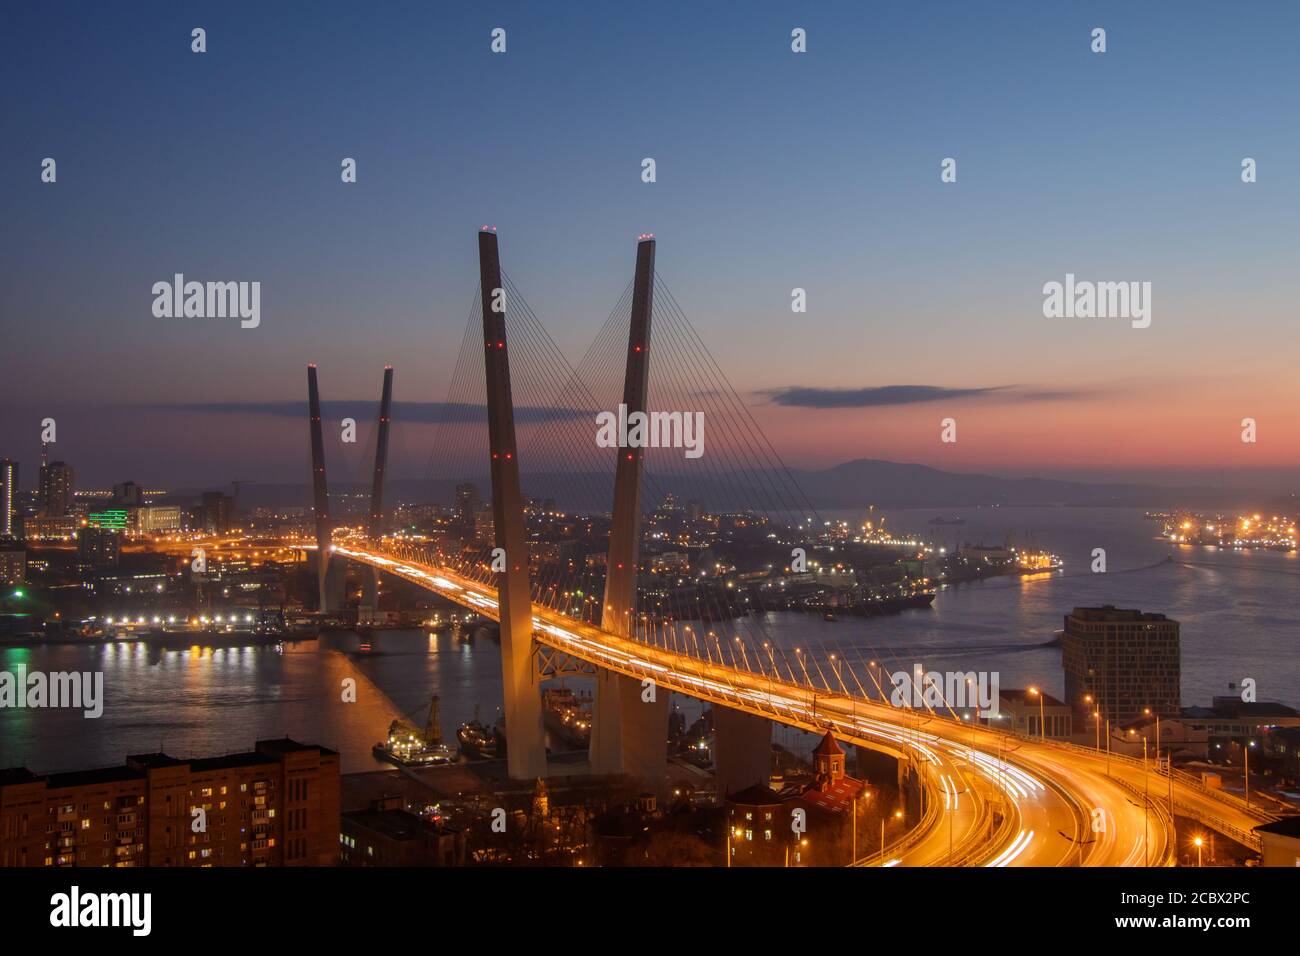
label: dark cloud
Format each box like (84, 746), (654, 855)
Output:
(759, 385), (1084, 409)
(155, 401), (589, 424)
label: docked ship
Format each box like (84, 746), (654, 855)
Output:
(457, 709), (506, 760)
(372, 695), (457, 768)
(543, 686), (592, 750)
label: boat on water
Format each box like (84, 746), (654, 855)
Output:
(138, 627), (285, 648)
(822, 610), (837, 622)
(372, 726), (456, 767)
(457, 711), (506, 760)
(543, 686), (592, 750)
(373, 695), (457, 768)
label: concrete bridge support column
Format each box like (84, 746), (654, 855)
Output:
(899, 763), (924, 819)
(358, 569), (379, 623)
(306, 364), (333, 613)
(326, 560), (347, 617)
(713, 706), (772, 799)
(359, 365), (394, 626)
(590, 670), (670, 792)
(590, 236), (663, 787)
(478, 229), (547, 781)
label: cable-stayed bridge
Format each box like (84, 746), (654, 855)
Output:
(298, 229), (1277, 866)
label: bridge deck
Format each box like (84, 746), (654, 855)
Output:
(331, 542), (1275, 866)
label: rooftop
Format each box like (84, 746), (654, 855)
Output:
(800, 776), (866, 815)
(1192, 699), (1300, 720)
(191, 752), (280, 773)
(0, 767), (42, 786)
(726, 783), (784, 807)
(1000, 688), (1067, 708)
(44, 765), (144, 789)
(813, 731), (844, 758)
(343, 807), (457, 842)
(1254, 816), (1300, 839)
(257, 737), (338, 757)
(1, 739), (333, 790)
(125, 753), (187, 770)
(1068, 605), (1172, 624)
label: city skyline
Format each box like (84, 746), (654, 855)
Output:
(3, 4), (1298, 913)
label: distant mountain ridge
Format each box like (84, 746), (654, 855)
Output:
(788, 459), (1205, 508)
(175, 458), (1260, 513)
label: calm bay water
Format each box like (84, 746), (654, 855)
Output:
(0, 631), (508, 774)
(792, 505), (1300, 709)
(2, 507), (1296, 774)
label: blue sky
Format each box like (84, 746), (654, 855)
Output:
(2, 1), (1297, 487)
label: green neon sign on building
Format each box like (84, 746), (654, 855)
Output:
(87, 509), (128, 530)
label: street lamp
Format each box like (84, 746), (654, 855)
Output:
(1137, 732), (1150, 867)
(829, 653), (845, 695)
(1144, 706), (1160, 774)
(1027, 686), (1045, 740)
(881, 809), (903, 864)
(1193, 835), (1203, 867)
(1083, 694), (1099, 750)
(1104, 716), (1112, 775)
(1244, 740), (1254, 808)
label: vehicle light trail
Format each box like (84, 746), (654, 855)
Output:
(317, 542), (1273, 867)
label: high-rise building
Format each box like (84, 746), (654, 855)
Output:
(0, 739), (339, 867)
(77, 527), (121, 569)
(38, 459), (74, 517)
(0, 459), (15, 539)
(137, 505), (183, 533)
(473, 504), (495, 546)
(1061, 605), (1181, 723)
(22, 515), (79, 541)
(199, 491), (235, 534)
(455, 482), (478, 538)
(112, 481), (143, 507)
(0, 549), (24, 585)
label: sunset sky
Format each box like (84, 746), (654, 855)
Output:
(2, 1), (1297, 491)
